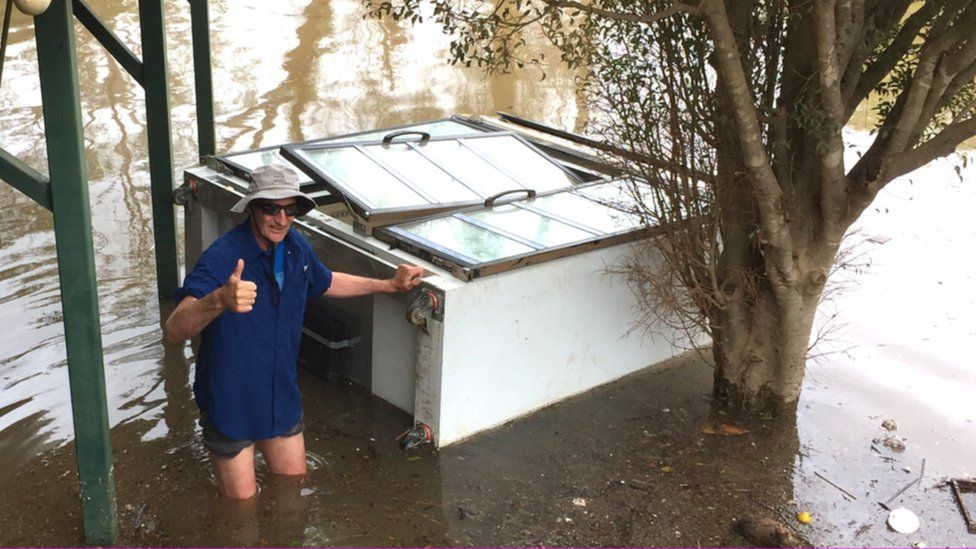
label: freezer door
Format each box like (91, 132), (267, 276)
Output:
(374, 180), (653, 280)
(280, 132), (581, 229)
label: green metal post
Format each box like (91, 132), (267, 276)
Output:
(189, 0), (215, 159)
(34, 0), (116, 544)
(138, 0), (179, 298)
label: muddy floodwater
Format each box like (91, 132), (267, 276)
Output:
(1, 0), (975, 546)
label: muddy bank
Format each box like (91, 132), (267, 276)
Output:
(0, 351), (970, 547)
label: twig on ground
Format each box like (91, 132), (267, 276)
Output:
(883, 478), (919, 507)
(815, 470), (859, 500)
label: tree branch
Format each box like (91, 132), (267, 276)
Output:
(700, 0), (796, 290)
(913, 34), (976, 140)
(846, 115), (976, 224)
(886, 117), (976, 181)
(843, 0), (932, 119)
(546, 0), (699, 25)
(833, 0), (864, 75)
(885, 4), (976, 157)
(815, 0), (850, 240)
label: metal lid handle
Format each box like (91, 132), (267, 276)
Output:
(382, 130), (431, 145)
(483, 188), (536, 208)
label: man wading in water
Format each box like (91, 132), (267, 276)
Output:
(164, 164), (423, 499)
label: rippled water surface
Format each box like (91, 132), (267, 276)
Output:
(0, 1), (974, 546)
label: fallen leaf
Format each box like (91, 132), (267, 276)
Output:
(702, 422), (750, 436)
(796, 511), (813, 525)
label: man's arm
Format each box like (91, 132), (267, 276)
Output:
(324, 264), (424, 298)
(164, 259), (257, 342)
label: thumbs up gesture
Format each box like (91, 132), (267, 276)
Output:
(220, 259), (258, 313)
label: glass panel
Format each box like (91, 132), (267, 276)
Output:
(299, 148), (427, 209)
(327, 120), (485, 145)
(465, 205), (593, 247)
(528, 192), (642, 234)
(576, 180), (669, 220)
(419, 140), (521, 197)
(220, 120), (484, 176)
(577, 180), (642, 208)
(222, 150), (313, 184)
(463, 135), (575, 193)
(400, 216), (535, 263)
(363, 143), (481, 203)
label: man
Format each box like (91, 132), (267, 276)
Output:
(164, 164), (423, 499)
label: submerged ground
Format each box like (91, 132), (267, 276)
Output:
(0, 347), (972, 547)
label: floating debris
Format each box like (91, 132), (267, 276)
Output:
(873, 435), (906, 452)
(950, 478), (976, 534)
(814, 470), (859, 500)
(701, 421), (750, 436)
(887, 507), (920, 534)
(734, 515), (808, 547)
(882, 460), (926, 508)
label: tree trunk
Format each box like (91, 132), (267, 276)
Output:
(710, 281), (820, 413)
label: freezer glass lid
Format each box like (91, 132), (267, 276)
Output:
(213, 118), (486, 184)
(374, 180), (650, 279)
(280, 132), (581, 222)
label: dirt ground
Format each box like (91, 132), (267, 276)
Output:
(0, 351), (972, 547)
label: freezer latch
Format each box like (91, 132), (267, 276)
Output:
(406, 289), (440, 333)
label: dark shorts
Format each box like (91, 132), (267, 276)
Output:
(200, 412), (305, 459)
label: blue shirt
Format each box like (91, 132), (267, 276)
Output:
(175, 220), (333, 440)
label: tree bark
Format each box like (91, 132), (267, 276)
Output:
(711, 280), (820, 412)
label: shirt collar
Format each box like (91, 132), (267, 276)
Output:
(234, 218), (294, 262)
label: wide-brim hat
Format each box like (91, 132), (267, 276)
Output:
(230, 164), (316, 216)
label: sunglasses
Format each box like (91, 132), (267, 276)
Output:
(252, 201), (300, 217)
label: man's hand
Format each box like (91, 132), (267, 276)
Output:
(324, 264), (425, 298)
(391, 264), (424, 292)
(220, 259), (258, 313)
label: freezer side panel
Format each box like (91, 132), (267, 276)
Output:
(371, 295), (417, 413)
(436, 243), (685, 445)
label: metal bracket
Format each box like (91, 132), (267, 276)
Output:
(405, 287), (444, 334)
(172, 179), (198, 206)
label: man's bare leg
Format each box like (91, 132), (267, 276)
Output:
(212, 445), (258, 499)
(258, 432), (307, 476)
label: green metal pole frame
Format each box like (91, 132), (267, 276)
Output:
(34, 0), (117, 544)
(138, 0), (179, 299)
(189, 0), (215, 159)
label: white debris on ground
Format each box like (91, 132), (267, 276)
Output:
(887, 507), (921, 534)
